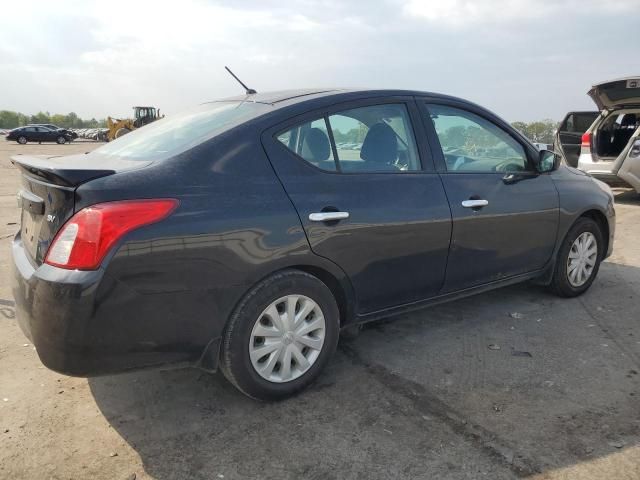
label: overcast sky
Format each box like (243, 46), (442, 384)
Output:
(1, 0), (638, 122)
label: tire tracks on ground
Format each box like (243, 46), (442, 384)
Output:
(339, 341), (542, 478)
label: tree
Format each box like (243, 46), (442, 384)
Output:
(0, 110), (20, 129)
(30, 111), (51, 124)
(510, 119), (559, 144)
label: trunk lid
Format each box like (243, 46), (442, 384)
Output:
(12, 153), (150, 265)
(588, 77), (640, 110)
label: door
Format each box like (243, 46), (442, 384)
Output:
(421, 102), (559, 292)
(614, 131), (640, 192)
(554, 111), (599, 167)
(36, 127), (54, 142)
(23, 127), (38, 141)
(262, 99), (452, 314)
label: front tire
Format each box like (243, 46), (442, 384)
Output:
(115, 127), (131, 139)
(549, 217), (603, 297)
(56, 136), (66, 144)
(220, 270), (340, 401)
(17, 136), (27, 144)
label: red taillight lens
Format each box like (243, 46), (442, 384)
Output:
(581, 132), (592, 148)
(45, 199), (178, 270)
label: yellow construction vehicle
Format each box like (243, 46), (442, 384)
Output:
(106, 106), (162, 141)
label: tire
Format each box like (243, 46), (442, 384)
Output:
(220, 269), (340, 401)
(548, 217), (604, 297)
(114, 127), (131, 139)
(56, 136), (66, 144)
(17, 136), (27, 144)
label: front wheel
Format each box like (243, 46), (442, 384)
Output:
(56, 136), (66, 144)
(549, 217), (603, 297)
(17, 136), (27, 144)
(220, 270), (339, 401)
(114, 127), (131, 139)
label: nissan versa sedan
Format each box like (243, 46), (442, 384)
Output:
(11, 89), (615, 400)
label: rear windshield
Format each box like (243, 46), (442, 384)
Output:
(93, 101), (270, 160)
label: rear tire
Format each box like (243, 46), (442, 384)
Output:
(17, 136), (27, 144)
(548, 217), (603, 297)
(220, 270), (340, 401)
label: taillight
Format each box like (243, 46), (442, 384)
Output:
(581, 132), (592, 148)
(45, 199), (178, 270)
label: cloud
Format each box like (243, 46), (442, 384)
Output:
(0, 0), (638, 121)
(403, 0), (640, 26)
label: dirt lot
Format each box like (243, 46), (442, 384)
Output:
(0, 140), (639, 480)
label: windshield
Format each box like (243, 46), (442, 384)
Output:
(94, 101), (270, 160)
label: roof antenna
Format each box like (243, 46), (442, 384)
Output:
(225, 66), (257, 95)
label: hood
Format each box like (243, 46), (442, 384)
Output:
(588, 77), (640, 110)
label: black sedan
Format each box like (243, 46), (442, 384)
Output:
(6, 125), (73, 144)
(11, 89), (615, 400)
(32, 124), (79, 140)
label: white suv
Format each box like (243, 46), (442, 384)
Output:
(574, 77), (640, 192)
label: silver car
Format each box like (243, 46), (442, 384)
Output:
(572, 77), (640, 192)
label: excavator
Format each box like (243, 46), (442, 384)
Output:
(106, 106), (162, 141)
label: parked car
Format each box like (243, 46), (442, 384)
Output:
(31, 124), (78, 140)
(552, 111), (600, 167)
(557, 77), (640, 192)
(6, 125), (73, 144)
(11, 89), (615, 400)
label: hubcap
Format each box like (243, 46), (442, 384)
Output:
(567, 232), (598, 287)
(249, 294), (326, 383)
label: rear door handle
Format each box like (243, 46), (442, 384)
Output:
(461, 199), (488, 209)
(309, 211), (349, 222)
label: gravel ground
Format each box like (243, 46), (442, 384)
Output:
(0, 140), (639, 480)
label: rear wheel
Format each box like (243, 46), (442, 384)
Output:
(56, 136), (66, 144)
(17, 136), (27, 144)
(220, 270), (339, 400)
(549, 217), (603, 297)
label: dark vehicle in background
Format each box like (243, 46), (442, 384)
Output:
(6, 125), (74, 144)
(32, 124), (78, 140)
(11, 89), (615, 400)
(553, 111), (599, 167)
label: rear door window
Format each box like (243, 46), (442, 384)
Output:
(328, 104), (420, 172)
(276, 118), (337, 171)
(276, 103), (421, 173)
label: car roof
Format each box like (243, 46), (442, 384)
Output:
(205, 88), (465, 107)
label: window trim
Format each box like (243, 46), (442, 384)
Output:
(267, 97), (434, 175)
(417, 98), (539, 175)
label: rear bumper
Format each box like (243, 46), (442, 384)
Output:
(11, 234), (211, 376)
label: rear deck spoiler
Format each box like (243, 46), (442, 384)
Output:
(11, 154), (116, 187)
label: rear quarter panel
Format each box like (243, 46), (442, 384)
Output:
(73, 125), (350, 365)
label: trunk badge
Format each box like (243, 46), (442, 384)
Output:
(46, 214), (56, 223)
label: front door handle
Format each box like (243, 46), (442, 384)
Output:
(461, 199), (488, 209)
(309, 211), (349, 222)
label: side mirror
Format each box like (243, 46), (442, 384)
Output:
(536, 149), (561, 173)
